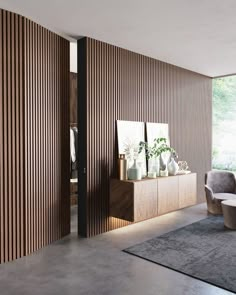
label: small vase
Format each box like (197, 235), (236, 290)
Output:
(128, 159), (142, 180)
(160, 169), (168, 177)
(118, 154), (127, 180)
(168, 158), (179, 176)
(148, 159), (160, 176)
(147, 171), (156, 178)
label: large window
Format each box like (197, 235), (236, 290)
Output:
(213, 76), (236, 171)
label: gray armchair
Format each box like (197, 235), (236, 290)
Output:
(205, 170), (236, 214)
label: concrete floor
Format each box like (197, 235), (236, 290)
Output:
(0, 204), (234, 295)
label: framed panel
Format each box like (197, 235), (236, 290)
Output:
(146, 122), (169, 173)
(117, 120), (147, 176)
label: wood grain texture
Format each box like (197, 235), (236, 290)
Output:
(0, 9), (25, 263)
(110, 179), (134, 221)
(78, 36), (212, 237)
(70, 72), (78, 124)
(178, 174), (197, 208)
(110, 178), (158, 222)
(110, 174), (197, 222)
(0, 8), (70, 263)
(24, 17), (70, 255)
(134, 180), (157, 221)
(157, 177), (179, 215)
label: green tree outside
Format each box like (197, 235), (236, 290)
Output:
(213, 76), (236, 171)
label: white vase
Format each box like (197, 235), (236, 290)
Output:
(160, 169), (168, 177)
(148, 158), (160, 176)
(168, 158), (179, 176)
(159, 154), (167, 171)
(128, 159), (142, 180)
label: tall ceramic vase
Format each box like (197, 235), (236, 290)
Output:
(168, 158), (179, 176)
(128, 159), (142, 180)
(159, 154), (168, 177)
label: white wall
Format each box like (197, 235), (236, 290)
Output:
(70, 42), (77, 73)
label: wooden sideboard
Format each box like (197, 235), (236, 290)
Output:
(110, 173), (197, 222)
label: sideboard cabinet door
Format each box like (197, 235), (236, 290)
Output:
(134, 180), (157, 222)
(179, 174), (197, 209)
(157, 177), (179, 215)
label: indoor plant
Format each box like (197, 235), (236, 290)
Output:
(139, 137), (177, 176)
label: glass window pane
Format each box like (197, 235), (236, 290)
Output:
(213, 76), (236, 171)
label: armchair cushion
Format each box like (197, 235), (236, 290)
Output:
(213, 193), (236, 201)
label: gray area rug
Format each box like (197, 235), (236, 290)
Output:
(124, 216), (236, 294)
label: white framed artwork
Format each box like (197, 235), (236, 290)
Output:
(146, 122), (170, 174)
(117, 120), (147, 177)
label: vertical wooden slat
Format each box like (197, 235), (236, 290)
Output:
(7, 10), (12, 262)
(19, 14), (24, 258)
(45, 28), (49, 246)
(11, 12), (16, 261)
(44, 28), (47, 245)
(48, 29), (51, 244)
(24, 17), (28, 256)
(3, 9), (9, 261)
(34, 22), (38, 251)
(30, 19), (34, 254)
(15, 13), (20, 260)
(0, 9), (4, 263)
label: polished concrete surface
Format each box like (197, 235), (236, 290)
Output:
(0, 204), (233, 295)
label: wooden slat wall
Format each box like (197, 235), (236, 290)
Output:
(78, 37), (212, 237)
(0, 8), (70, 263)
(24, 17), (70, 255)
(0, 9), (25, 263)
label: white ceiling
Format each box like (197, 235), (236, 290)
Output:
(1, 0), (236, 77)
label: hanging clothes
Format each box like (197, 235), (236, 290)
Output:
(70, 126), (78, 179)
(70, 128), (76, 162)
